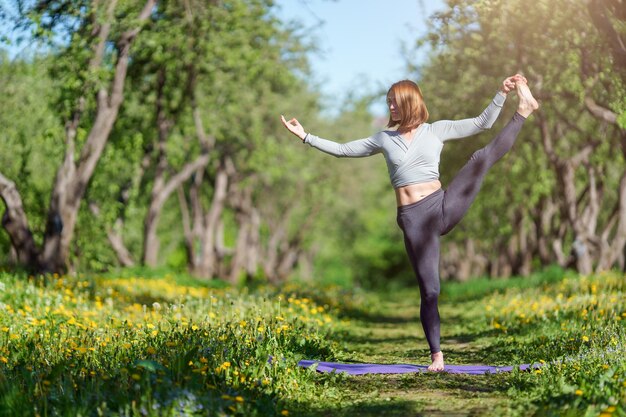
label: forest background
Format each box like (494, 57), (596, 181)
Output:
(0, 0), (624, 287)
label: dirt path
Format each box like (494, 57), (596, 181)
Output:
(304, 289), (514, 417)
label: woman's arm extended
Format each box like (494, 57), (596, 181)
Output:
(430, 74), (525, 142)
(280, 115), (381, 157)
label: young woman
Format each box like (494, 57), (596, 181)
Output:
(280, 77), (539, 371)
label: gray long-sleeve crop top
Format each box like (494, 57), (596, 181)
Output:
(303, 92), (507, 189)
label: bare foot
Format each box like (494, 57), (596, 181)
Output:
(516, 82), (539, 118)
(428, 351), (445, 372)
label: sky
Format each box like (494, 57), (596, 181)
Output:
(274, 0), (446, 115)
(1, 0), (448, 115)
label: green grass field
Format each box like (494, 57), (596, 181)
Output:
(0, 268), (625, 416)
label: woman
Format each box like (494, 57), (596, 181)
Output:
(280, 76), (539, 371)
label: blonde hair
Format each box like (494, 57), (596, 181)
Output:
(386, 80), (429, 131)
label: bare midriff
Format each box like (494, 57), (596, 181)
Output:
(395, 180), (442, 207)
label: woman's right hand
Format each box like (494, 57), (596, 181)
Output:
(280, 115), (307, 141)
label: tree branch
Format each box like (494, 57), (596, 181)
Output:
(74, 0), (156, 197)
(584, 96), (619, 125)
(154, 154), (211, 210)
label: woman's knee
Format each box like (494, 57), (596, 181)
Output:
(420, 285), (440, 304)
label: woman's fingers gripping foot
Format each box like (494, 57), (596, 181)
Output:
(516, 82), (539, 118)
(428, 351), (445, 372)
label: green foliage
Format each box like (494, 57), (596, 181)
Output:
(412, 0), (626, 272)
(0, 54), (63, 254)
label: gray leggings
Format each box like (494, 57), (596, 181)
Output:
(396, 112), (526, 353)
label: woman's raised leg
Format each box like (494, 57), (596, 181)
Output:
(441, 82), (538, 234)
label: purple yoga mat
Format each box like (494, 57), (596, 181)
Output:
(298, 360), (540, 375)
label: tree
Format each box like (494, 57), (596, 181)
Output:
(0, 0), (156, 273)
(415, 0), (626, 276)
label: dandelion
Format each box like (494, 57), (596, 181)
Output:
(575, 389), (583, 396)
(582, 336), (589, 342)
(281, 410), (289, 416)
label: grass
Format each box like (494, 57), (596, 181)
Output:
(0, 268), (625, 416)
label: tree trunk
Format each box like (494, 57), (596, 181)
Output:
(596, 138), (626, 270)
(142, 68), (211, 266)
(108, 218), (135, 267)
(0, 174), (40, 266)
(88, 203), (135, 267)
(192, 159), (231, 278)
(228, 187), (254, 284)
(143, 152), (211, 266)
(537, 115), (606, 274)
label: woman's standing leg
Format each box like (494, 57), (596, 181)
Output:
(397, 191), (446, 371)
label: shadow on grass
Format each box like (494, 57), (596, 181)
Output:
(287, 398), (422, 417)
(335, 332), (420, 346)
(336, 305), (418, 325)
(286, 371), (511, 417)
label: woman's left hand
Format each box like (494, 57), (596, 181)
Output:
(500, 74), (527, 94)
